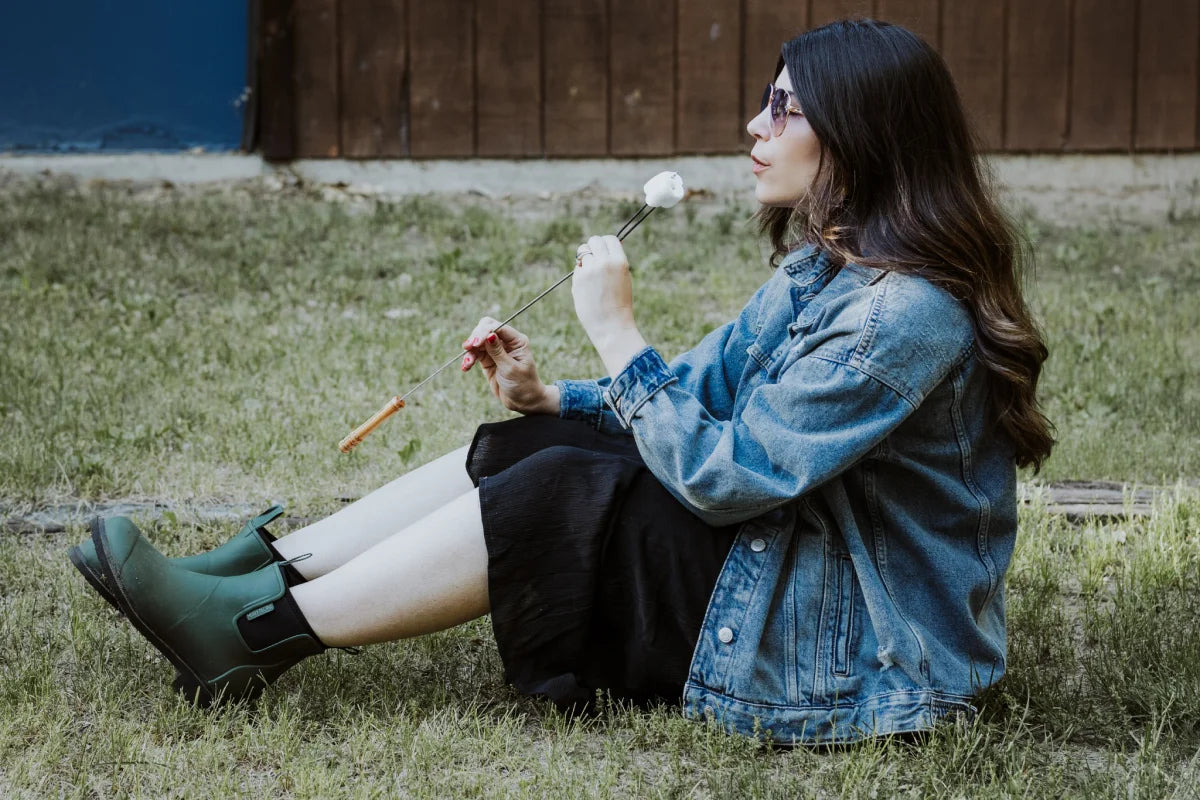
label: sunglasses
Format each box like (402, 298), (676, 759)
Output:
(759, 83), (804, 137)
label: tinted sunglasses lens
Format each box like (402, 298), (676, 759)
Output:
(769, 88), (787, 136)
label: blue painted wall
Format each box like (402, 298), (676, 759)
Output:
(0, 1), (247, 152)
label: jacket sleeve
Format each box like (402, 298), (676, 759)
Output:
(601, 316), (972, 526)
(554, 375), (632, 436)
(555, 276), (774, 435)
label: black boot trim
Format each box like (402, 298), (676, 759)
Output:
(238, 586), (326, 651)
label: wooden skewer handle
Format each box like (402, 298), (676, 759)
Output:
(339, 396), (406, 453)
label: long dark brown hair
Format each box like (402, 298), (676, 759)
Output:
(756, 19), (1055, 472)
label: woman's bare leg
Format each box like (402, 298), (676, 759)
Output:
(291, 488), (489, 647)
(273, 444), (476, 578)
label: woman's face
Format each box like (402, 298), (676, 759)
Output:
(747, 68), (822, 207)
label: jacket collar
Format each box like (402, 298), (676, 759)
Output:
(779, 244), (885, 289)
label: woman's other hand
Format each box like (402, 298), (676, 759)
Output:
(572, 235), (649, 377)
(461, 317), (560, 415)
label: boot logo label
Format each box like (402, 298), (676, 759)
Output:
(246, 603), (275, 621)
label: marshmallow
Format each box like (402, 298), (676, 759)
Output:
(643, 171), (685, 208)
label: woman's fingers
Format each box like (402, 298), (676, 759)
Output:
(462, 316), (530, 371)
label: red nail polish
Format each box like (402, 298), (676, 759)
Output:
(487, 333), (497, 344)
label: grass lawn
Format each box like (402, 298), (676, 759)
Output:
(1, 179), (1198, 797)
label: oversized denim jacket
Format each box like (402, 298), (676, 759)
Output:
(554, 245), (1018, 744)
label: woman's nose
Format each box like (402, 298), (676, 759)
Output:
(746, 108), (770, 141)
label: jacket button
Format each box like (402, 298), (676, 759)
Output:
(750, 538), (767, 552)
(717, 626), (734, 644)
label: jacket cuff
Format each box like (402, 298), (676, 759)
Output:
(555, 379), (606, 428)
(602, 346), (678, 428)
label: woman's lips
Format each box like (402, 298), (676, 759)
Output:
(751, 155), (769, 174)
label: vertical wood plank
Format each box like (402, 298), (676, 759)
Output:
(339, 0), (408, 157)
(1068, 0), (1135, 151)
(809, 0), (874, 28)
(875, 0), (939, 48)
(677, 0), (742, 153)
(293, 0), (339, 157)
(476, 0), (542, 156)
(941, 1), (1004, 149)
(258, 0), (295, 160)
(1005, 0), (1070, 150)
(543, 0), (607, 156)
(609, 0), (674, 155)
(1136, 0), (1199, 149)
(743, 0), (809, 134)
(409, 0), (474, 157)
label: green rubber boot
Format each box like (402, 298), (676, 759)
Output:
(91, 515), (326, 705)
(68, 505), (286, 613)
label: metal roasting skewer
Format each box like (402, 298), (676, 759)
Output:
(338, 203), (658, 453)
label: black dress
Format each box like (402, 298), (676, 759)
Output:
(465, 414), (740, 712)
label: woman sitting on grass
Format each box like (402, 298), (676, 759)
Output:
(70, 19), (1053, 745)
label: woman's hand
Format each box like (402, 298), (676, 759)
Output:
(572, 235), (649, 377)
(461, 317), (560, 415)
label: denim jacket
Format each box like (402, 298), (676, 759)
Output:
(554, 245), (1017, 744)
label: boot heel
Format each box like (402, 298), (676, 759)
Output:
(172, 673), (216, 707)
(68, 543), (122, 612)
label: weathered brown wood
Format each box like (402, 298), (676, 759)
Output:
(941, 1), (1005, 149)
(609, 0), (675, 156)
(743, 0), (809, 140)
(677, 0), (742, 153)
(1068, 0), (1135, 151)
(1005, 0), (1070, 150)
(476, 0), (542, 156)
(543, 0), (608, 156)
(809, 0), (874, 28)
(339, 0), (408, 157)
(875, 0), (939, 48)
(292, 0), (339, 157)
(240, 0), (262, 151)
(409, 0), (475, 157)
(1136, 0), (1200, 149)
(257, 0), (295, 161)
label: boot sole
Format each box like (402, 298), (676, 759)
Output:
(89, 516), (232, 707)
(67, 544), (123, 613)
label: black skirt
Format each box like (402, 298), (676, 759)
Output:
(465, 414), (740, 712)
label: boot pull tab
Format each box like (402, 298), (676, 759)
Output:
(250, 505), (286, 530)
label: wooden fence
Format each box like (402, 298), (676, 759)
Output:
(255, 0), (1200, 159)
